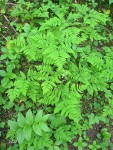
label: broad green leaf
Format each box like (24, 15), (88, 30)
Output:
(40, 122), (50, 132)
(17, 128), (24, 144)
(109, 0), (113, 4)
(23, 23), (30, 33)
(1, 77), (10, 87)
(101, 128), (111, 139)
(54, 146), (60, 150)
(110, 83), (113, 90)
(17, 113), (26, 127)
(8, 120), (18, 131)
(0, 70), (6, 77)
(27, 146), (34, 150)
(7, 88), (19, 102)
(20, 71), (26, 79)
(82, 142), (87, 147)
(54, 106), (61, 114)
(6, 130), (15, 138)
(78, 146), (82, 150)
(33, 124), (42, 136)
(23, 125), (32, 141)
(26, 109), (34, 125)
(102, 132), (111, 139)
(43, 114), (51, 121)
(35, 110), (43, 122)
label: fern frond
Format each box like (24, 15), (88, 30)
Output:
(14, 79), (30, 96)
(54, 84), (81, 123)
(54, 125), (72, 142)
(13, 35), (26, 47)
(6, 88), (20, 102)
(34, 133), (52, 149)
(27, 81), (41, 102)
(40, 17), (62, 31)
(102, 99), (113, 117)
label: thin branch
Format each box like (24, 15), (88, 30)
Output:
(13, 18), (18, 22)
(4, 15), (10, 22)
(0, 34), (8, 41)
(3, 15), (16, 33)
(7, 3), (16, 5)
(11, 26), (16, 33)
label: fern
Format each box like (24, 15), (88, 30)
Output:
(28, 81), (41, 102)
(33, 133), (53, 149)
(2, 1), (113, 142)
(6, 88), (20, 102)
(54, 83), (81, 122)
(1, 1), (113, 150)
(14, 79), (30, 96)
(102, 99), (113, 117)
(6, 72), (30, 101)
(5, 3), (110, 121)
(54, 125), (72, 142)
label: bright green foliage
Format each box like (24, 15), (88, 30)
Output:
(0, 0), (113, 150)
(7, 109), (51, 149)
(109, 0), (113, 4)
(102, 99), (113, 117)
(4, 3), (110, 123)
(73, 137), (87, 150)
(86, 0), (113, 5)
(0, 0), (8, 14)
(89, 141), (101, 150)
(101, 128), (111, 140)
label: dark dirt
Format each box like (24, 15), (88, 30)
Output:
(87, 123), (105, 142)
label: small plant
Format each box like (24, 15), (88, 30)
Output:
(101, 128), (111, 140)
(7, 109), (51, 149)
(0, 0), (8, 14)
(73, 137), (87, 150)
(0, 0), (113, 149)
(89, 141), (101, 150)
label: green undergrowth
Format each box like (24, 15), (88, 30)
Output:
(0, 0), (113, 150)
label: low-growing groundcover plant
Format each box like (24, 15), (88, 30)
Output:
(0, 0), (113, 149)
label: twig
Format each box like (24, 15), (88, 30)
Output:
(7, 3), (16, 5)
(3, 15), (16, 33)
(0, 34), (8, 41)
(3, 15), (9, 22)
(13, 18), (18, 22)
(11, 26), (16, 33)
